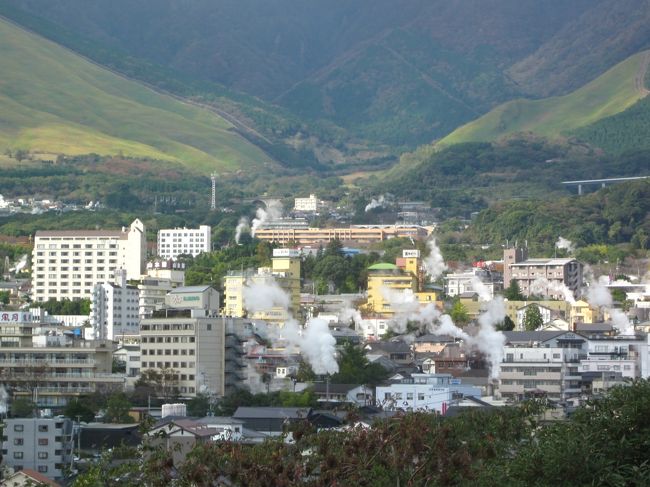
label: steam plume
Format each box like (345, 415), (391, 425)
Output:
(242, 278), (339, 374)
(251, 201), (283, 236)
(585, 275), (633, 335)
(555, 237), (575, 253)
(470, 275), (491, 301)
(364, 195), (386, 212)
(235, 217), (250, 244)
(530, 277), (576, 304)
(423, 239), (447, 281)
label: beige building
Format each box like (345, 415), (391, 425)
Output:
(0, 312), (122, 407)
(254, 225), (432, 246)
(32, 219), (146, 302)
(503, 248), (582, 300)
(223, 249), (301, 323)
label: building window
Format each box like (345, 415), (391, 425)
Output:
(38, 466), (48, 473)
(38, 425), (49, 432)
(13, 438), (23, 446)
(38, 452), (49, 459)
(13, 452), (23, 459)
(38, 438), (49, 446)
(14, 425), (24, 432)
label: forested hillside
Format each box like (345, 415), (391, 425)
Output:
(439, 51), (650, 147)
(6, 0), (637, 149)
(379, 138), (649, 217)
(467, 180), (650, 249)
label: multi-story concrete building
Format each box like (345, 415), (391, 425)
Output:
(1, 418), (73, 481)
(139, 286), (246, 398)
(293, 194), (321, 212)
(223, 249), (301, 323)
(157, 226), (211, 260)
(254, 224), (432, 246)
(498, 330), (588, 401)
(138, 259), (186, 319)
(581, 334), (649, 379)
(32, 219), (146, 302)
(365, 251), (439, 317)
(376, 374), (481, 413)
(0, 312), (123, 407)
(89, 270), (140, 340)
(503, 247), (582, 300)
(499, 346), (583, 401)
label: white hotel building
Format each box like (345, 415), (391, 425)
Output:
(157, 226), (211, 260)
(32, 220), (146, 303)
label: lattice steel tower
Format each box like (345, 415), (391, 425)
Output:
(210, 173), (217, 210)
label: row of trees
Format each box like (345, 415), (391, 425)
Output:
(72, 380), (650, 486)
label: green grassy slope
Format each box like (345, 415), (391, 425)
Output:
(439, 51), (650, 146)
(0, 17), (271, 173)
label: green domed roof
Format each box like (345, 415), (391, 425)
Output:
(368, 263), (399, 271)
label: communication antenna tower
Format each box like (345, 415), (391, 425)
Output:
(210, 173), (217, 210)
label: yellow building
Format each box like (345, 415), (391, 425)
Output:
(365, 250), (440, 316)
(223, 249), (301, 325)
(570, 299), (600, 325)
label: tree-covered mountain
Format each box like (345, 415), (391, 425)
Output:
(6, 0), (645, 150)
(439, 51), (650, 148)
(378, 137), (650, 218)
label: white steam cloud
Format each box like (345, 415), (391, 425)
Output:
(470, 275), (492, 302)
(242, 278), (339, 375)
(530, 277), (576, 304)
(251, 201), (283, 236)
(423, 239), (447, 281)
(585, 275), (633, 335)
(473, 298), (507, 379)
(235, 217), (250, 244)
(365, 195), (386, 212)
(556, 237), (575, 253)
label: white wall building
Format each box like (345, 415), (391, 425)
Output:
(356, 317), (390, 341)
(32, 219), (146, 302)
(444, 268), (502, 299)
(90, 269), (140, 340)
(157, 225), (211, 260)
(138, 259), (186, 319)
(376, 374), (481, 413)
(293, 194), (321, 212)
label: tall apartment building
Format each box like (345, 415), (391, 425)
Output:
(32, 219), (146, 302)
(503, 247), (582, 299)
(224, 249), (301, 323)
(1, 418), (73, 481)
(139, 286), (246, 398)
(0, 312), (123, 407)
(90, 270), (140, 340)
(157, 226), (211, 260)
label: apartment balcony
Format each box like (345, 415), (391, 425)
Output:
(0, 358), (96, 367)
(500, 372), (562, 381)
